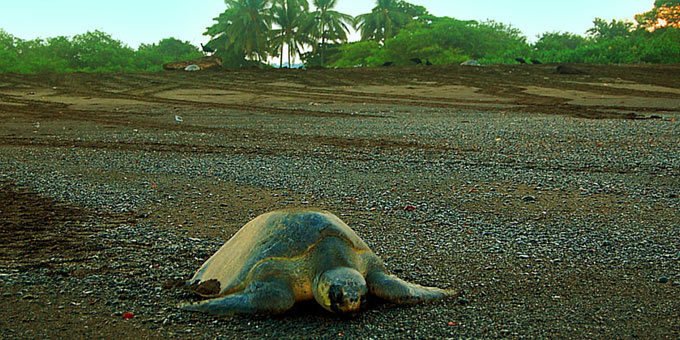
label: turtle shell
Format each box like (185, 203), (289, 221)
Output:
(188, 210), (371, 297)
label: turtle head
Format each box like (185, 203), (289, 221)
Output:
(314, 267), (368, 314)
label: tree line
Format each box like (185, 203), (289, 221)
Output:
(0, 30), (202, 73)
(0, 0), (678, 73)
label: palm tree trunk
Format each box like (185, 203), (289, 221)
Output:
(321, 31), (326, 66)
(280, 43), (284, 68)
(288, 47), (292, 68)
(280, 0), (287, 68)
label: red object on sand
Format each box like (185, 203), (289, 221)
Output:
(122, 312), (135, 320)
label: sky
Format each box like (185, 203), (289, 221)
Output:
(0, 0), (655, 48)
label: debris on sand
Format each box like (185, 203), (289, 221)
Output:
(460, 60), (481, 67)
(556, 64), (588, 75)
(163, 56), (222, 71)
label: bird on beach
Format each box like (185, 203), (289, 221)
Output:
(515, 57), (527, 64)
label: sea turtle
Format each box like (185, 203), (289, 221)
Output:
(181, 209), (455, 315)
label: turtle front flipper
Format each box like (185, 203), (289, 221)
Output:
(180, 279), (295, 315)
(366, 271), (455, 305)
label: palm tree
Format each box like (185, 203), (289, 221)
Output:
(206, 0), (272, 62)
(233, 0), (273, 61)
(271, 0), (312, 67)
(356, 0), (410, 43)
(205, 7), (237, 53)
(310, 0), (354, 66)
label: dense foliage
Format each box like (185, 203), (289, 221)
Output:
(533, 23), (680, 64)
(636, 0), (680, 30)
(0, 0), (678, 73)
(0, 30), (202, 73)
(325, 18), (526, 67)
(327, 0), (680, 67)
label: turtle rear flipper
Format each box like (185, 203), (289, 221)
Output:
(180, 279), (295, 315)
(366, 271), (456, 305)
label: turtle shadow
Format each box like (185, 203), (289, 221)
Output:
(278, 297), (392, 319)
(167, 275), (462, 322)
(178, 295), (450, 323)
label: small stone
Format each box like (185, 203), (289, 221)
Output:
(522, 195), (536, 202)
(658, 276), (669, 284)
